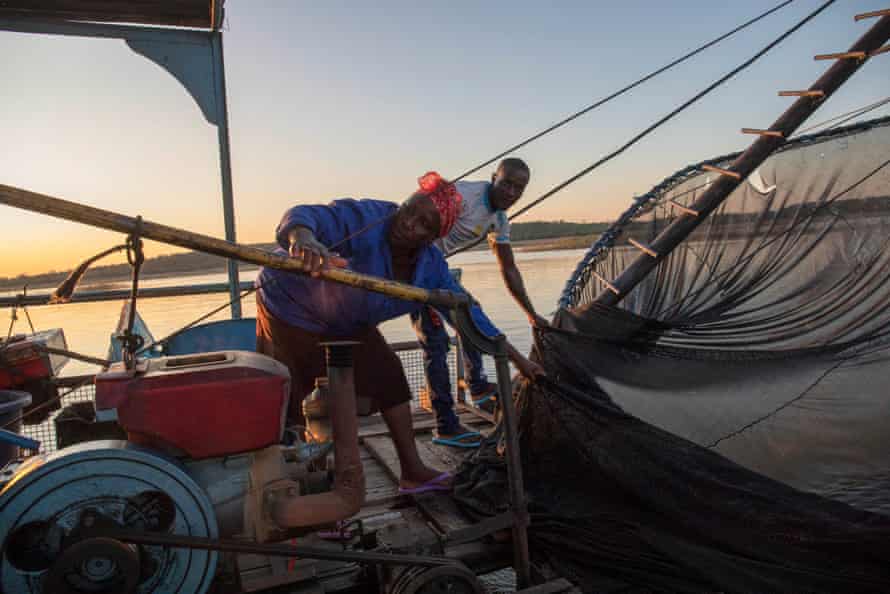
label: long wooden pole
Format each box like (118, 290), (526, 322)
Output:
(0, 184), (468, 310)
(596, 15), (890, 307)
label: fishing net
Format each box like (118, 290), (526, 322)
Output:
(454, 117), (890, 592)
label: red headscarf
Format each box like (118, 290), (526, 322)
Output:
(417, 171), (462, 238)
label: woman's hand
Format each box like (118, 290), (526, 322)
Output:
(288, 226), (347, 277)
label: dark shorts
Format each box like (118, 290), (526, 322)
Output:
(255, 297), (412, 424)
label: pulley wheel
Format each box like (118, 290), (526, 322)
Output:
(42, 537), (140, 594)
(388, 563), (485, 594)
(0, 441), (218, 594)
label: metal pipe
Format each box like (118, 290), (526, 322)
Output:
(493, 341), (531, 588)
(596, 15), (890, 307)
(0, 282), (256, 309)
(0, 184), (468, 309)
(210, 30), (242, 320)
(271, 341), (365, 527)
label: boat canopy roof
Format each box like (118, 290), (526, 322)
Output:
(0, 0), (223, 30)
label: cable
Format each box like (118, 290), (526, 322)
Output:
(507, 0), (837, 223)
(329, 1), (798, 253)
(792, 95), (890, 136)
(449, 0), (796, 184)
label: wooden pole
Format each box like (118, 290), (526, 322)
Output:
(0, 184), (468, 310)
(596, 15), (890, 307)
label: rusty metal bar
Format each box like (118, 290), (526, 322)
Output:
(596, 15), (890, 307)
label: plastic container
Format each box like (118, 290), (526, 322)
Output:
(0, 390), (32, 467)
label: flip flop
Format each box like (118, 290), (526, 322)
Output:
(398, 471), (453, 495)
(431, 431), (482, 449)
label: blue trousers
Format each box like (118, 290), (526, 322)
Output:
(411, 306), (490, 433)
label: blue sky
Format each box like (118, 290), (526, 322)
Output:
(1, 0), (888, 277)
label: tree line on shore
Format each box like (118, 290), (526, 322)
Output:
(1, 220), (610, 292)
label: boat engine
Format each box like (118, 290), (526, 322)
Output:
(0, 345), (366, 594)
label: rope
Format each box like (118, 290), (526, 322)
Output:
(792, 95), (890, 136)
(329, 0), (798, 254)
(507, 0), (836, 223)
(449, 0), (796, 184)
(450, 0), (836, 259)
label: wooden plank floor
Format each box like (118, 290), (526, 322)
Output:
(352, 404), (495, 532)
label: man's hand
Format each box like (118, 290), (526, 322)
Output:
(506, 342), (546, 381)
(288, 227), (347, 277)
(529, 312), (551, 330)
(514, 354), (546, 381)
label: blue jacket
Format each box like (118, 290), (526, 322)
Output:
(256, 199), (501, 338)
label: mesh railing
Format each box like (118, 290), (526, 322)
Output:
(19, 341), (459, 456)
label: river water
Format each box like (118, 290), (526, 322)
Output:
(8, 248), (588, 376)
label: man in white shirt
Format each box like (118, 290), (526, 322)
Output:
(413, 158), (549, 448)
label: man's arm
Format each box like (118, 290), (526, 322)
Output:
(492, 242), (549, 328)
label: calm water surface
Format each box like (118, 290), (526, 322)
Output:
(12, 249), (587, 376)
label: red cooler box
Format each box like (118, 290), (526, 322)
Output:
(95, 351), (290, 459)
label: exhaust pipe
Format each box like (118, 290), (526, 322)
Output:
(271, 341), (365, 527)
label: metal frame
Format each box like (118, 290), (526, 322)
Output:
(0, 13), (242, 317)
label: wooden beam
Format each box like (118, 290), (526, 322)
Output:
(668, 200), (700, 216)
(778, 89), (825, 97)
(741, 127), (785, 138)
(814, 51), (867, 60)
(855, 9), (890, 21)
(627, 237), (659, 258)
(700, 163), (742, 179)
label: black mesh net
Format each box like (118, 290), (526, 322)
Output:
(454, 117), (890, 592)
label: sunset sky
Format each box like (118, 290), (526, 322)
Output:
(1, 0), (888, 278)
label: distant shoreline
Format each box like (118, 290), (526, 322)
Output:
(0, 235), (599, 293)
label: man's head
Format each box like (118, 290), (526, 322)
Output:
(389, 173), (462, 251)
(489, 158), (530, 211)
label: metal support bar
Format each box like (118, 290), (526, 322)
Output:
(872, 44), (890, 56)
(701, 163), (742, 179)
(450, 304), (530, 588)
(595, 15), (890, 307)
(0, 282), (256, 309)
(210, 31), (242, 319)
(741, 127), (785, 137)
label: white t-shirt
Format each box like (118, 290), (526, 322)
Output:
(434, 181), (510, 256)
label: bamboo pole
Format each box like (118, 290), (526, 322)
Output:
(0, 184), (468, 310)
(596, 15), (890, 307)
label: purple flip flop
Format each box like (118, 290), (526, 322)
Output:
(398, 471), (453, 495)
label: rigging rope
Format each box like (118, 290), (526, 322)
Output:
(328, 0), (798, 253)
(449, 0), (837, 257)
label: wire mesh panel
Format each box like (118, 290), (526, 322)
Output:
(393, 341), (460, 411)
(19, 377), (96, 456)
